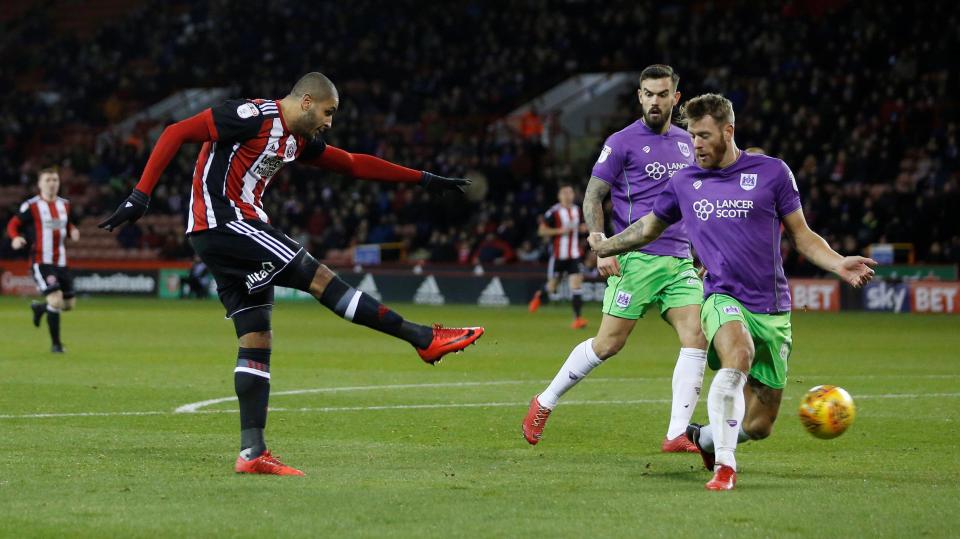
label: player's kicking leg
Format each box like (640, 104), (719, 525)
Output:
(661, 304), (707, 453)
(304, 261), (483, 364)
(522, 314), (633, 444)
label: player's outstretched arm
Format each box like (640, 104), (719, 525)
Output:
(588, 211), (667, 258)
(99, 110), (216, 231)
(306, 146), (470, 193)
(782, 209), (877, 288)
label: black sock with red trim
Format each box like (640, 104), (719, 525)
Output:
(236, 347), (270, 460)
(319, 277), (431, 348)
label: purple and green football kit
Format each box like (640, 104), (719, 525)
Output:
(653, 151), (801, 387)
(591, 120), (703, 319)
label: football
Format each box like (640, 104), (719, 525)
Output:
(798, 385), (856, 439)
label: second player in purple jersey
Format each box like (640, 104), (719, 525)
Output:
(653, 152), (801, 313)
(590, 93), (876, 491)
(591, 121), (694, 258)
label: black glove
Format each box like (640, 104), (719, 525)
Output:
(420, 171), (470, 193)
(98, 189), (150, 231)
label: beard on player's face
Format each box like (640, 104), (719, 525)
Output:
(642, 103), (670, 131)
(293, 110), (323, 139)
(698, 137), (728, 168)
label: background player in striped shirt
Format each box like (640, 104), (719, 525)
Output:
(98, 72), (485, 476)
(528, 184), (588, 329)
(6, 167), (79, 353)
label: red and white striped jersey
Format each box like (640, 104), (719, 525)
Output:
(187, 99), (327, 233)
(11, 196), (72, 266)
(544, 203), (582, 260)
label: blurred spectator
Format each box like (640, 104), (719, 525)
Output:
(180, 257), (212, 299)
(0, 1), (956, 272)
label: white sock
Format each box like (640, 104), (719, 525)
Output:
(539, 338), (603, 409)
(666, 347), (706, 439)
(696, 424), (751, 453)
(707, 368), (747, 470)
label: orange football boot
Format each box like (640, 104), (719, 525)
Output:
(522, 395), (552, 445)
(528, 291), (542, 313)
(705, 464), (736, 491)
(661, 434), (700, 453)
(416, 325), (485, 365)
(234, 450), (304, 476)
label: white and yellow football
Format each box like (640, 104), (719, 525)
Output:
(798, 385), (856, 439)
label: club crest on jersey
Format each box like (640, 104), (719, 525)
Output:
(677, 141), (691, 158)
(615, 290), (632, 309)
(740, 173), (758, 191)
(236, 103), (260, 119)
(693, 180), (703, 190)
(642, 145), (651, 154)
(597, 145), (612, 164)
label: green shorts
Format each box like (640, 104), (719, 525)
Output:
(700, 294), (793, 389)
(601, 252), (703, 319)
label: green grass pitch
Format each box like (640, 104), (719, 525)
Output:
(1, 296), (958, 537)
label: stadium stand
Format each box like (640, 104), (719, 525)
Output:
(1, 0), (957, 271)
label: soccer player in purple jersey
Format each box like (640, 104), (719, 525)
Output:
(590, 93), (876, 490)
(522, 65), (707, 453)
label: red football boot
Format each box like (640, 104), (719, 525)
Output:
(705, 464), (736, 491)
(528, 291), (542, 313)
(686, 423), (715, 471)
(234, 450), (304, 476)
(570, 317), (588, 329)
(521, 395), (552, 445)
(417, 325), (485, 365)
(661, 434), (700, 453)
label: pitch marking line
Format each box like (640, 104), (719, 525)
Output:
(173, 377), (647, 413)
(0, 378), (958, 420)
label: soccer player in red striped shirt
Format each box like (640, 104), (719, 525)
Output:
(528, 184), (589, 329)
(6, 167), (80, 353)
(99, 72), (485, 476)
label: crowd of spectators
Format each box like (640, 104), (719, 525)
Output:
(1, 0), (957, 271)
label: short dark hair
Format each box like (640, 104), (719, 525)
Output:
(37, 165), (59, 178)
(679, 93), (735, 126)
(639, 64), (679, 90)
(290, 72), (337, 100)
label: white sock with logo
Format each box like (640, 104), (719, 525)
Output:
(707, 368), (747, 470)
(666, 347), (707, 439)
(538, 339), (603, 409)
